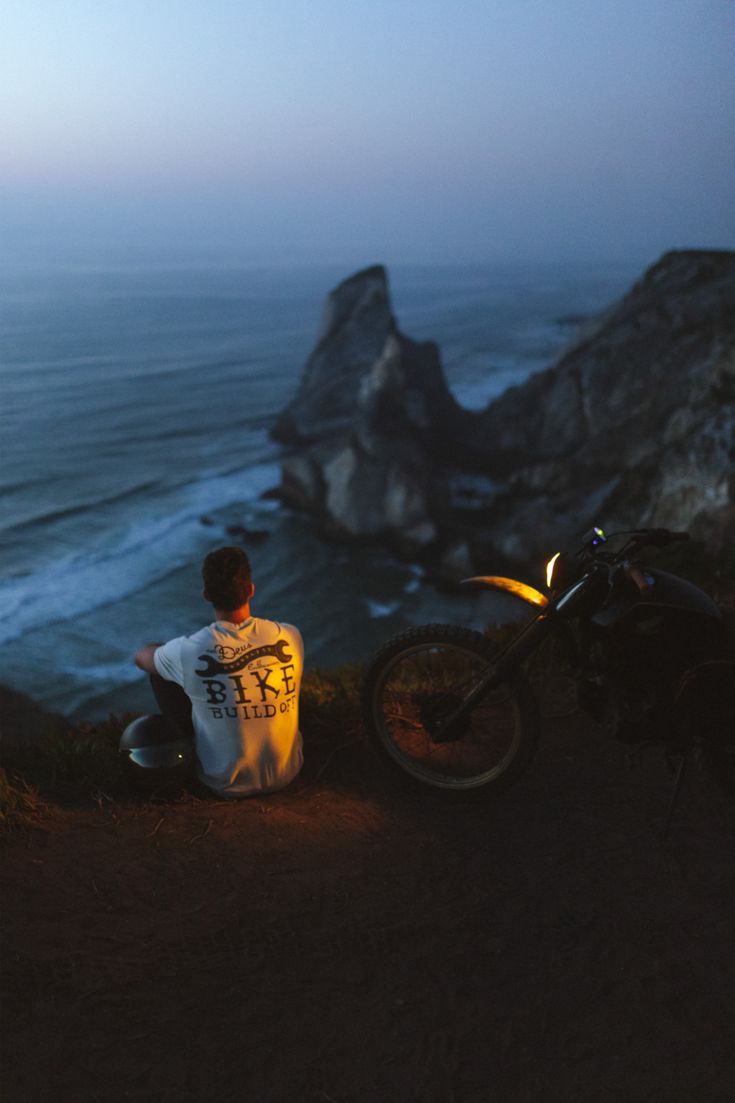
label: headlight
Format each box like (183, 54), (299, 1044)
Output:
(545, 551), (583, 594)
(546, 552), (561, 590)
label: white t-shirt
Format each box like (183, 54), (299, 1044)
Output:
(154, 616), (303, 798)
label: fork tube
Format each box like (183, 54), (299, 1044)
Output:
(494, 610), (556, 674)
(430, 612), (553, 742)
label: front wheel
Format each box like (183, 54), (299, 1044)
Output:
(361, 624), (539, 793)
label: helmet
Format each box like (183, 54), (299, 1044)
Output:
(119, 714), (194, 792)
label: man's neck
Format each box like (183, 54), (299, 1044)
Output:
(213, 604), (252, 625)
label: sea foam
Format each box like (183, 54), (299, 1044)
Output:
(0, 461), (279, 646)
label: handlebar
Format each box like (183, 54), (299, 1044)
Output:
(637, 528), (690, 548)
(578, 527), (690, 563)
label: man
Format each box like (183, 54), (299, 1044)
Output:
(134, 546), (303, 798)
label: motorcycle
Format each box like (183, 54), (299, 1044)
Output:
(361, 527), (734, 822)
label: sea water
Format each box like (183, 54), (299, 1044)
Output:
(0, 256), (636, 719)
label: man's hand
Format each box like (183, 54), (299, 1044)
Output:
(134, 643), (164, 674)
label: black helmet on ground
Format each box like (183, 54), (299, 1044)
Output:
(119, 714), (194, 792)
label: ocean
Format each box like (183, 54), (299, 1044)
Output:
(0, 256), (637, 720)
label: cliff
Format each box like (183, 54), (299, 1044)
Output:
(273, 251), (735, 573)
(0, 684), (68, 752)
(273, 265), (468, 556)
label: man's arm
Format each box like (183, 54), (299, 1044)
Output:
(134, 643), (164, 675)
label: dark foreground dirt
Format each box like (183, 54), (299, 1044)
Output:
(2, 711), (733, 1103)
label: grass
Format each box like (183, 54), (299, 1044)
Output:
(0, 667), (368, 834)
(0, 767), (50, 831)
(2, 543), (731, 835)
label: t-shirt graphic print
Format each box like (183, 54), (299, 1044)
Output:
(154, 617), (303, 797)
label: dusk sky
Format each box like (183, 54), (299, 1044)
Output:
(2, 0), (733, 264)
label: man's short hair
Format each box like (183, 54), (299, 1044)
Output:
(202, 546), (252, 611)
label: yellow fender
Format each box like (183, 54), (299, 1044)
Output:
(461, 575), (549, 608)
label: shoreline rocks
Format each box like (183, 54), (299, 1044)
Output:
(0, 684), (69, 753)
(273, 251), (735, 575)
(273, 265), (468, 557)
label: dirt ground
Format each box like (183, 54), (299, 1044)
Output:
(2, 710), (733, 1103)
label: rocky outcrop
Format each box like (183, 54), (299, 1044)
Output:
(462, 250), (735, 563)
(273, 251), (735, 573)
(0, 684), (68, 754)
(273, 265), (468, 555)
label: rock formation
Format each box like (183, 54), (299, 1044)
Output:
(464, 249), (735, 564)
(0, 684), (68, 753)
(273, 265), (468, 556)
(273, 251), (735, 574)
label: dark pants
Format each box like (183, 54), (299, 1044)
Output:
(150, 673), (195, 741)
(149, 674), (218, 798)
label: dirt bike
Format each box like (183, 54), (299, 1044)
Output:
(362, 527), (734, 824)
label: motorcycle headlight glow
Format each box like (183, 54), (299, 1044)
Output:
(546, 552), (561, 591)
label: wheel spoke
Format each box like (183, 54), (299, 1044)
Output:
(370, 634), (522, 787)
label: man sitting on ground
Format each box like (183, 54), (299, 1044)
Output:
(134, 546), (303, 798)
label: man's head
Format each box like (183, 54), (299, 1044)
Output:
(202, 546), (253, 613)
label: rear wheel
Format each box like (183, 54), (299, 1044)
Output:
(362, 624), (538, 792)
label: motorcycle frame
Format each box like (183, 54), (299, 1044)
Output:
(431, 565), (611, 743)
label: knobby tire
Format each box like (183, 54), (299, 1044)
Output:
(362, 624), (539, 794)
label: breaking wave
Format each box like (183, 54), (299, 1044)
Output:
(0, 461), (279, 646)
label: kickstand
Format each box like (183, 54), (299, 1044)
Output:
(661, 750), (688, 840)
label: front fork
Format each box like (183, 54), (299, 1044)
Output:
(430, 611), (556, 743)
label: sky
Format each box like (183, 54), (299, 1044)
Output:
(1, 0), (734, 265)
